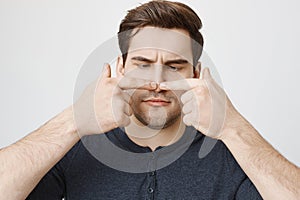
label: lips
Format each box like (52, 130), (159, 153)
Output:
(142, 98), (171, 106)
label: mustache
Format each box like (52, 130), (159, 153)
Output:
(139, 91), (176, 102)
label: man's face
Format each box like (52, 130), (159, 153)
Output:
(120, 27), (198, 129)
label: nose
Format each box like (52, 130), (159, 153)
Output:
(152, 64), (165, 92)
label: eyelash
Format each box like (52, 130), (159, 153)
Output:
(138, 64), (151, 68)
(168, 66), (179, 71)
(137, 64), (181, 72)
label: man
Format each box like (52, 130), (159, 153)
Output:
(0, 1), (299, 199)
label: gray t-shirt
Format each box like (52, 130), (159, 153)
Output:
(27, 128), (262, 200)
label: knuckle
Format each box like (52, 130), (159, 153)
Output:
(183, 114), (191, 125)
(119, 114), (130, 126)
(123, 117), (131, 126)
(196, 86), (208, 95)
(124, 105), (130, 115)
(115, 116), (123, 126)
(111, 120), (119, 129)
(198, 86), (207, 95)
(180, 95), (185, 103)
(182, 105), (189, 114)
(181, 92), (192, 103)
(108, 78), (118, 86)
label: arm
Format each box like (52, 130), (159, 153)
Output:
(160, 67), (300, 199)
(221, 110), (300, 199)
(0, 64), (154, 200)
(0, 107), (79, 200)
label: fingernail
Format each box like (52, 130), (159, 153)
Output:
(150, 82), (157, 89)
(159, 83), (167, 89)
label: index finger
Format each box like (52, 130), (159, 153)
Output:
(159, 78), (205, 91)
(118, 76), (158, 90)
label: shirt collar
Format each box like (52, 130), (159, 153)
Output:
(105, 126), (203, 153)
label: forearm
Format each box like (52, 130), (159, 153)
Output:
(221, 115), (300, 200)
(0, 106), (80, 200)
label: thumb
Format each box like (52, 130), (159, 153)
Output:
(101, 63), (111, 78)
(202, 67), (211, 79)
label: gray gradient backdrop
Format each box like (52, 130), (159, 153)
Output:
(1, 0), (299, 166)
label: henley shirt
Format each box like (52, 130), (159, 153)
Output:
(27, 127), (262, 200)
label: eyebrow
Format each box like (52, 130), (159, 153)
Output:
(131, 56), (155, 63)
(131, 56), (189, 65)
(165, 59), (189, 66)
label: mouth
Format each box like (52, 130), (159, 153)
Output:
(142, 98), (171, 107)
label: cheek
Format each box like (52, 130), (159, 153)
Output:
(172, 90), (185, 103)
(129, 90), (146, 105)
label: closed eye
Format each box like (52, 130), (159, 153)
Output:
(137, 64), (151, 68)
(166, 65), (181, 72)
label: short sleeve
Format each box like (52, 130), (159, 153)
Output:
(26, 141), (82, 200)
(26, 165), (65, 200)
(235, 177), (263, 200)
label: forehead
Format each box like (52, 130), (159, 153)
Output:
(127, 27), (193, 63)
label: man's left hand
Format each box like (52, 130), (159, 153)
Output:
(159, 68), (242, 139)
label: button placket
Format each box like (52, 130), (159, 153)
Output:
(146, 153), (157, 199)
(150, 171), (156, 176)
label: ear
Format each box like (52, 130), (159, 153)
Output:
(116, 55), (125, 77)
(193, 62), (201, 78)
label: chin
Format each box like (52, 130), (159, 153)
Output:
(134, 111), (181, 130)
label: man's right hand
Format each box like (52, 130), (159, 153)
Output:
(74, 63), (157, 136)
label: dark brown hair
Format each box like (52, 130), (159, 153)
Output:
(118, 0), (204, 66)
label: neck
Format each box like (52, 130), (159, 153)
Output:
(125, 115), (186, 151)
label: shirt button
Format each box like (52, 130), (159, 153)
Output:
(150, 171), (155, 176)
(148, 187), (154, 193)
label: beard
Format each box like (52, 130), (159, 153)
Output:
(130, 90), (183, 130)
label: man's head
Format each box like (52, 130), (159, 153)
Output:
(116, 0), (204, 129)
(118, 0), (204, 67)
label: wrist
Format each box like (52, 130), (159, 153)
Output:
(219, 111), (254, 144)
(35, 106), (79, 146)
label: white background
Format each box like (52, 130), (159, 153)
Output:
(0, 0), (299, 165)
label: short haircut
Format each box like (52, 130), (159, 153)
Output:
(118, 0), (204, 66)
